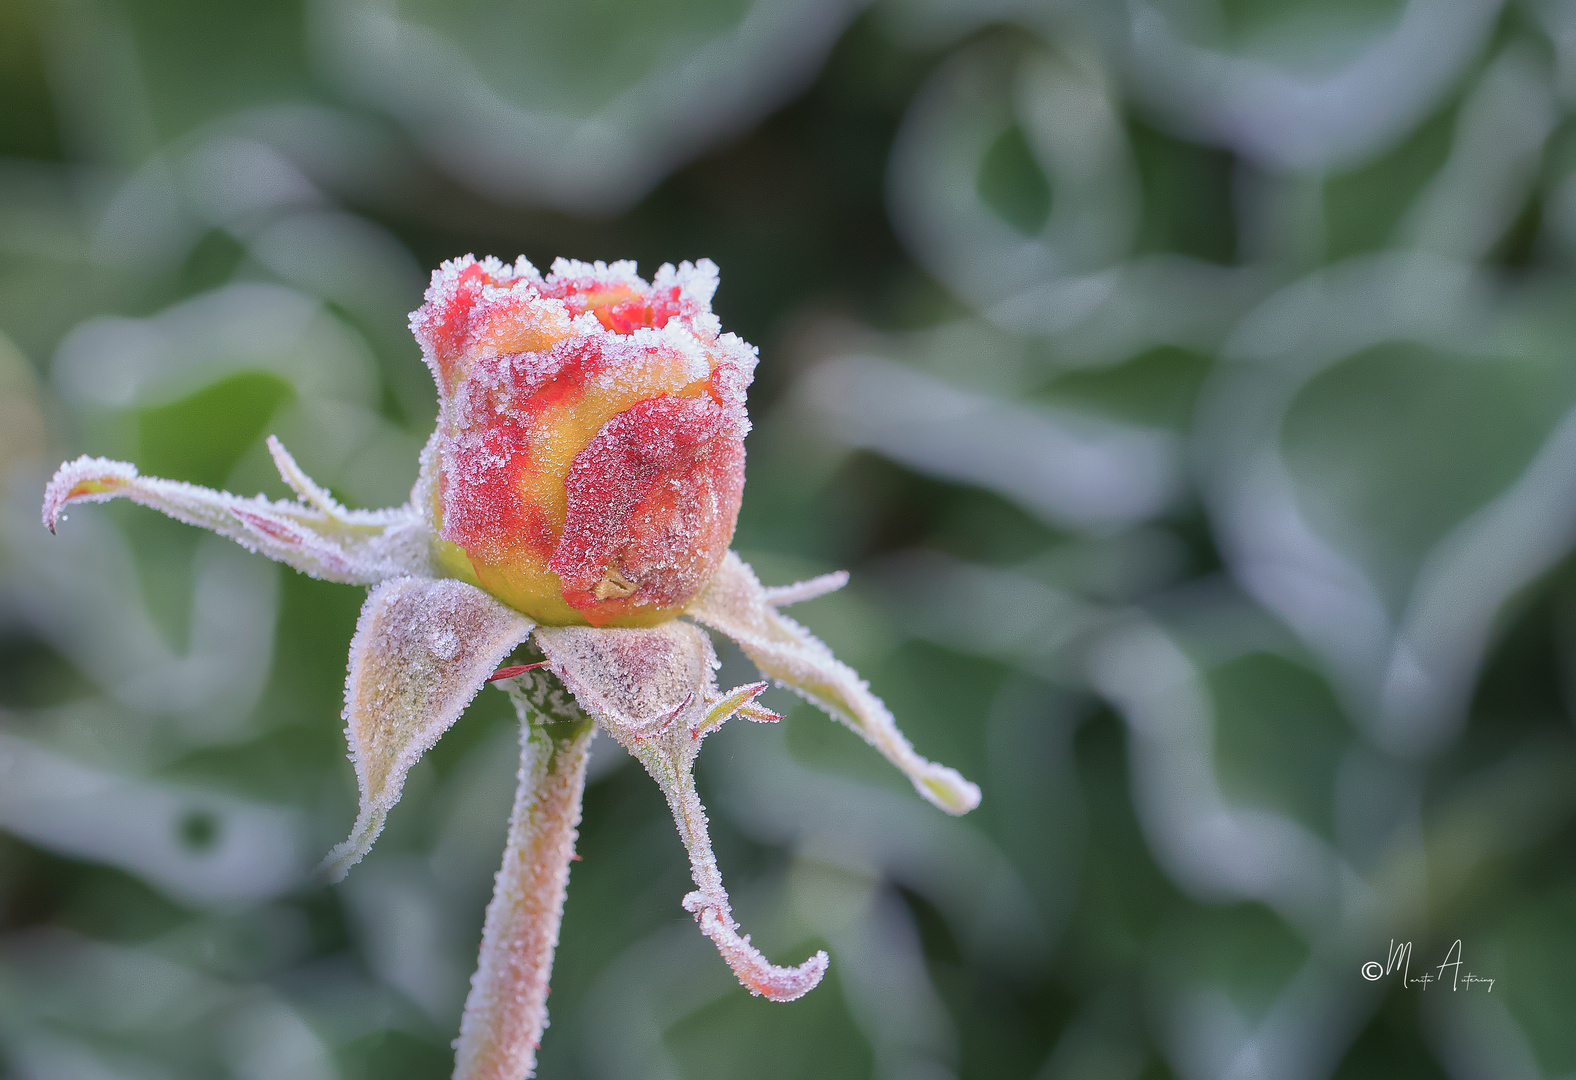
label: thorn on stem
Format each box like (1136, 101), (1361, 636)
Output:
(489, 662), (548, 682)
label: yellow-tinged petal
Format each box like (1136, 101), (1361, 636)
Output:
(318, 576), (536, 882)
(690, 552), (982, 815)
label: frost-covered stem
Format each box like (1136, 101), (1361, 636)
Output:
(453, 707), (594, 1080)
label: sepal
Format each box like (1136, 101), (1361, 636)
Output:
(535, 622), (828, 1000)
(690, 552), (982, 815)
(319, 577), (535, 881)
(692, 680), (776, 740)
(42, 440), (433, 584)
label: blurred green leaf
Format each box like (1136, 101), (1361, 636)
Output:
(977, 123), (1052, 236)
(136, 371), (295, 489)
(1210, 653), (1352, 842)
(1283, 340), (1576, 610)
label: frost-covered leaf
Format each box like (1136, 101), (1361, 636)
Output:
(800, 354), (1183, 532)
(42, 438), (433, 585)
(1124, 0), (1500, 173)
(536, 621), (828, 1001)
(0, 930), (337, 1080)
(889, 40), (1138, 328)
(320, 577), (535, 881)
(0, 733), (308, 907)
(1199, 255), (1576, 754)
(691, 552), (981, 815)
(319, 0), (860, 212)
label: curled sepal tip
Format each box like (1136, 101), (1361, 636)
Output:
(685, 890), (829, 1002)
(535, 621), (828, 1000)
(42, 446), (432, 584)
(318, 577), (535, 882)
(660, 756), (828, 1001)
(690, 553), (982, 815)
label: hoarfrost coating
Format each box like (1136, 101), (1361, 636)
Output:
(42, 255), (980, 1080)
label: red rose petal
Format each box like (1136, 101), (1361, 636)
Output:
(551, 395), (744, 625)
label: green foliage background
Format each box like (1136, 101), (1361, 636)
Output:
(4, 0), (1576, 1077)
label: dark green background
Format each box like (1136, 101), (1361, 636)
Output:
(3, 0), (1575, 1077)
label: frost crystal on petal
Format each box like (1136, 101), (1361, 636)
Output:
(552, 394), (745, 624)
(536, 622), (828, 1000)
(320, 577), (535, 881)
(692, 552), (982, 815)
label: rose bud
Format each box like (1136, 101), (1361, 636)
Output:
(44, 252), (982, 1074)
(410, 256), (756, 627)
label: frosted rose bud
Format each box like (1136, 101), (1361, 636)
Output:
(42, 251), (982, 1071)
(411, 256), (756, 627)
